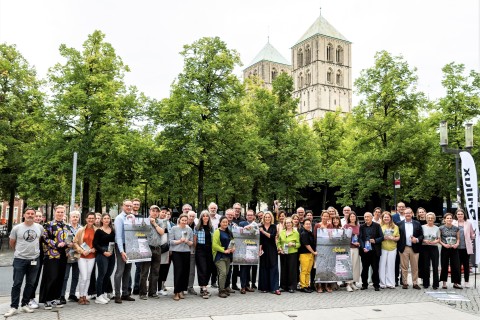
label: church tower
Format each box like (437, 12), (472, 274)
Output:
(243, 40), (292, 90)
(291, 13), (352, 123)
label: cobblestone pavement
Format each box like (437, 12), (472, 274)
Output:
(1, 280), (479, 320)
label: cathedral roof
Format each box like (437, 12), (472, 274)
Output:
(294, 14), (350, 46)
(245, 41), (290, 69)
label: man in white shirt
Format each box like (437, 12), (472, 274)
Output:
(208, 202), (221, 230)
(341, 206), (352, 226)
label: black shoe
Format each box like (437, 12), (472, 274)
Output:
(231, 285), (240, 291)
(132, 289), (139, 295)
(59, 296), (67, 305)
(288, 289), (295, 293)
(114, 296), (122, 304)
(121, 295), (135, 301)
(432, 286), (438, 290)
(252, 284), (257, 289)
(374, 287), (380, 291)
(211, 283), (218, 288)
(68, 294), (79, 302)
(361, 286), (368, 290)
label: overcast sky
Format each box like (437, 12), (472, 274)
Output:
(0, 0), (478, 104)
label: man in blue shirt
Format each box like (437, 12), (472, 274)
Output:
(114, 200), (135, 303)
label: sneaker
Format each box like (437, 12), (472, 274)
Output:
(28, 299), (39, 309)
(107, 293), (114, 299)
(346, 284), (353, 292)
(121, 295), (135, 301)
(52, 300), (63, 308)
(59, 296), (67, 305)
(95, 295), (108, 304)
(21, 305), (34, 313)
(148, 294), (160, 299)
(159, 290), (168, 296)
(187, 288), (197, 295)
(68, 295), (79, 302)
(350, 283), (359, 291)
(4, 308), (17, 317)
(44, 301), (53, 310)
(210, 283), (218, 288)
(465, 282), (470, 288)
(139, 295), (148, 300)
(102, 293), (111, 302)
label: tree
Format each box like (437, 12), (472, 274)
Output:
(0, 43), (44, 231)
(152, 37), (244, 211)
(46, 30), (144, 219)
(331, 51), (429, 208)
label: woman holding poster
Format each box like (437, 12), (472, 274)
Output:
(277, 218), (300, 293)
(378, 212), (399, 289)
(453, 209), (476, 288)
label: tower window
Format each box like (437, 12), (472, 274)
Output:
(305, 45), (311, 64)
(336, 46), (344, 64)
(297, 49), (304, 68)
(336, 70), (343, 86)
(272, 68), (278, 81)
(327, 43), (333, 62)
(327, 68), (333, 84)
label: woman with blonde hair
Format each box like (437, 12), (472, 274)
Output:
(378, 211), (399, 289)
(277, 217), (300, 293)
(422, 212), (440, 289)
(258, 211), (280, 295)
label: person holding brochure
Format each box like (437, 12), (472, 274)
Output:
(439, 213), (462, 289)
(212, 216), (235, 298)
(313, 211), (333, 293)
(73, 213), (98, 305)
(343, 212), (360, 291)
(61, 211), (81, 304)
(378, 212), (399, 289)
(194, 210), (214, 299)
(421, 212), (440, 289)
(277, 218), (300, 293)
(169, 213), (194, 301)
(238, 209), (259, 294)
(359, 212), (383, 291)
(93, 213), (116, 304)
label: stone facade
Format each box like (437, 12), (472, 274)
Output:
(244, 14), (352, 123)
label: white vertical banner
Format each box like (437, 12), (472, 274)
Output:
(460, 151), (480, 264)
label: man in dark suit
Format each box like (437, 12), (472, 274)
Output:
(397, 207), (424, 289)
(359, 212), (384, 291)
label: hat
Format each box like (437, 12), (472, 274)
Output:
(150, 205), (161, 211)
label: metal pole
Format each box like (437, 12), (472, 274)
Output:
(144, 182), (148, 217)
(70, 152), (77, 212)
(393, 172), (396, 212)
(455, 153), (462, 210)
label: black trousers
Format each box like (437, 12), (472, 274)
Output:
(440, 247), (460, 283)
(226, 265), (239, 288)
(280, 253), (298, 291)
(458, 248), (471, 283)
(422, 245), (439, 288)
(195, 244), (213, 287)
(171, 251), (190, 293)
(361, 251), (379, 288)
(39, 256), (67, 303)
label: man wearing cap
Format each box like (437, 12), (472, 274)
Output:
(139, 205), (165, 300)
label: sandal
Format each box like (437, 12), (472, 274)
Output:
(442, 285), (447, 289)
(453, 284), (463, 289)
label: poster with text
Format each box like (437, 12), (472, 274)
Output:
(124, 215), (152, 263)
(231, 225), (260, 265)
(315, 228), (353, 282)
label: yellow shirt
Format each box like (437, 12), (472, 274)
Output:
(381, 225), (399, 251)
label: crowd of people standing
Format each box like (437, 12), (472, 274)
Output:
(5, 199), (476, 317)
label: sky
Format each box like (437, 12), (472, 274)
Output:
(0, 0), (479, 104)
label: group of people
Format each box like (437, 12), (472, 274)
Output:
(6, 199), (477, 317)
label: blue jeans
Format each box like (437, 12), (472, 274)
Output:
(11, 257), (40, 308)
(61, 262), (79, 297)
(96, 253), (115, 295)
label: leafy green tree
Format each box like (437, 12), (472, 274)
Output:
(45, 30), (144, 219)
(151, 37), (244, 211)
(0, 43), (44, 231)
(331, 51), (429, 208)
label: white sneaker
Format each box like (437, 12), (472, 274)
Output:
(159, 290), (168, 296)
(21, 305), (34, 313)
(28, 299), (39, 309)
(4, 308), (17, 317)
(52, 300), (63, 308)
(346, 284), (353, 292)
(107, 293), (114, 299)
(102, 293), (110, 302)
(465, 282), (470, 288)
(350, 283), (359, 291)
(95, 295), (108, 304)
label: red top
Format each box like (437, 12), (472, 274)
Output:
(83, 227), (95, 259)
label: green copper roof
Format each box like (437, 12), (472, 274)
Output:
(245, 41), (290, 69)
(294, 15), (349, 45)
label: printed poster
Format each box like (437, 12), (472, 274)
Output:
(315, 228), (353, 282)
(124, 215), (152, 263)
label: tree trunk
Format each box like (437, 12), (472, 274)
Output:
(82, 178), (90, 222)
(95, 179), (102, 213)
(322, 180), (328, 209)
(197, 159), (205, 212)
(50, 202), (54, 221)
(249, 181), (259, 212)
(7, 186), (15, 233)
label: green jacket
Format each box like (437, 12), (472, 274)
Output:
(212, 228), (227, 260)
(277, 229), (300, 254)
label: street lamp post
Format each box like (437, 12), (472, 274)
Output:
(439, 120), (473, 210)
